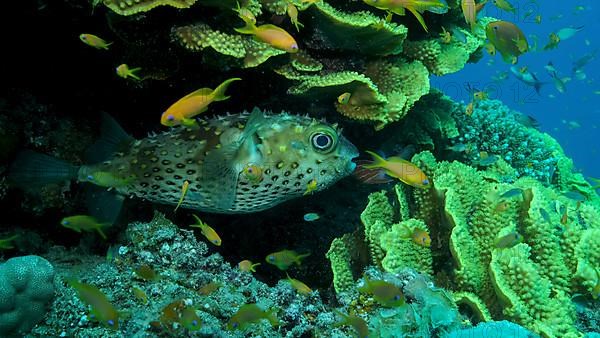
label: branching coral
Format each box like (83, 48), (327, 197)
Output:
(454, 98), (559, 182)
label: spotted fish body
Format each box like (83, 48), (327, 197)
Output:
(79, 109), (358, 213)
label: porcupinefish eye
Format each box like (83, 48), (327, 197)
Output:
(310, 128), (337, 153)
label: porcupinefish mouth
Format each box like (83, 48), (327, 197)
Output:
(341, 137), (359, 173)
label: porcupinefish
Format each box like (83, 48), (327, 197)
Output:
(10, 108), (358, 215)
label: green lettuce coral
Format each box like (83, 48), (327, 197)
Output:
(327, 150), (600, 337)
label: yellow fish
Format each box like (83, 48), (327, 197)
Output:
(79, 34), (112, 50)
(492, 0), (515, 13)
(461, 0), (477, 31)
(82, 170), (135, 189)
(116, 64), (142, 81)
(0, 234), (18, 250)
(286, 273), (312, 295)
(238, 260), (261, 273)
(161, 78), (241, 127)
(303, 179), (317, 195)
(190, 214), (222, 246)
(358, 276), (405, 307)
(592, 268), (600, 300)
(241, 163), (263, 184)
(334, 310), (370, 338)
(543, 32), (560, 51)
(287, 2), (303, 32)
(363, 151), (430, 189)
(174, 180), (190, 212)
(60, 215), (110, 239)
(234, 14), (299, 53)
(68, 278), (120, 329)
(265, 250), (310, 270)
(486, 21), (528, 63)
(227, 304), (279, 330)
(362, 0), (448, 33)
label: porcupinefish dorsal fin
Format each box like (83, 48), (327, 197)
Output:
(201, 108), (266, 210)
(85, 112), (135, 164)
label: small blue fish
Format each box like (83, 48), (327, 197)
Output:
(500, 188), (523, 199)
(539, 208), (551, 223)
(303, 213), (320, 221)
(563, 191), (586, 202)
(479, 155), (499, 166)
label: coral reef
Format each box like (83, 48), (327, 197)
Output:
(327, 150), (600, 337)
(0, 255), (56, 337)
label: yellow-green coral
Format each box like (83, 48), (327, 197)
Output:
(331, 149), (600, 337)
(277, 59), (430, 128)
(103, 0), (197, 16)
(490, 244), (579, 338)
(173, 24), (286, 68)
(307, 2), (408, 56)
(326, 234), (357, 294)
(401, 25), (485, 75)
(379, 219), (433, 275)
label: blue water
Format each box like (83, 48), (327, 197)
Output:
(432, 0), (599, 178)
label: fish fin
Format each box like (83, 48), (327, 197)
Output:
(8, 151), (79, 188)
(406, 7), (429, 32)
(85, 185), (124, 225)
(386, 156), (410, 164)
(201, 108), (264, 210)
(96, 227), (108, 240)
(180, 88), (213, 101)
(296, 252), (311, 264)
(363, 150), (387, 169)
(211, 78), (241, 102)
(86, 113), (134, 164)
(181, 118), (197, 127)
(233, 18), (257, 35)
(266, 309), (280, 327)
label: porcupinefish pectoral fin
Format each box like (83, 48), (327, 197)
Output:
(201, 109), (266, 211)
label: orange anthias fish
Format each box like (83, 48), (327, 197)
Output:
(234, 14), (299, 53)
(486, 21), (528, 64)
(80, 33), (112, 50)
(161, 77), (241, 127)
(362, 0), (449, 33)
(363, 151), (430, 189)
(68, 278), (120, 329)
(190, 214), (222, 246)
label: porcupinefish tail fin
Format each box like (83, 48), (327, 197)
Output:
(202, 108), (266, 211)
(86, 112), (135, 164)
(8, 151), (79, 188)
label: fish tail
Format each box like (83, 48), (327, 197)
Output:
(407, 7), (429, 33)
(8, 151), (79, 188)
(296, 252), (311, 264)
(211, 78), (242, 102)
(96, 227), (108, 240)
(233, 17), (257, 35)
(363, 150), (386, 169)
(266, 310), (280, 327)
